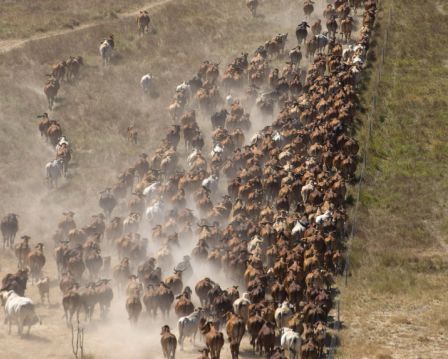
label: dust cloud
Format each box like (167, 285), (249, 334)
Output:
(0, 0), (332, 358)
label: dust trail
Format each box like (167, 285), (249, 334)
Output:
(0, 0), (339, 358)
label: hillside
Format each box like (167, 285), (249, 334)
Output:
(0, 0), (301, 231)
(337, 1), (448, 358)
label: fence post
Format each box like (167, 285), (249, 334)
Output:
(329, 2), (395, 357)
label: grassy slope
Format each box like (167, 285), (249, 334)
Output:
(0, 0), (156, 40)
(338, 1), (448, 358)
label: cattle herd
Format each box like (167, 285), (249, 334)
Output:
(0, 1), (377, 358)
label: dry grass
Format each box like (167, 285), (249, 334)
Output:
(0, 0), (159, 40)
(336, 0), (448, 358)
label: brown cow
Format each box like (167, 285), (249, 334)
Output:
(14, 235), (30, 270)
(256, 321), (275, 356)
(200, 320), (224, 359)
(174, 287), (194, 318)
(66, 56), (83, 81)
(127, 125), (138, 144)
(62, 285), (81, 326)
(51, 61), (66, 81)
(36, 276), (50, 305)
(94, 279), (113, 317)
(160, 325), (177, 359)
(47, 120), (62, 147)
(126, 291), (142, 326)
(44, 77), (60, 110)
(246, 0), (258, 17)
(341, 16), (354, 42)
(195, 277), (215, 306)
(164, 269), (184, 295)
(27, 243), (46, 284)
(247, 311), (264, 353)
(112, 257), (131, 292)
(137, 11), (150, 35)
(37, 113), (50, 138)
(1, 269), (29, 296)
(225, 312), (246, 359)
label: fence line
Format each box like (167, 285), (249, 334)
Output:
(328, 1), (395, 358)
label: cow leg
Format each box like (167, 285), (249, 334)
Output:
(70, 310), (76, 326)
(18, 318), (23, 335)
(179, 335), (183, 350)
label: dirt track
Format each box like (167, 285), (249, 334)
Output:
(0, 0), (172, 54)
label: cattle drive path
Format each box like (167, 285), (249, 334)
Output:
(0, 0), (361, 358)
(0, 0), (173, 54)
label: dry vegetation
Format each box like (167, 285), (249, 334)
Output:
(0, 0), (159, 40)
(337, 0), (448, 358)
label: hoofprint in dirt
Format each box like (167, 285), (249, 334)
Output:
(0, 1), (366, 359)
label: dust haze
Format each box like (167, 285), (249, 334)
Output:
(0, 0), (334, 358)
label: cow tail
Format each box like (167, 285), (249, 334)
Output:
(168, 339), (176, 359)
(178, 320), (184, 343)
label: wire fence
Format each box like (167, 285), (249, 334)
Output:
(327, 0), (395, 358)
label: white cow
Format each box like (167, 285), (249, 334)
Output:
(176, 81), (190, 93)
(251, 131), (263, 144)
(275, 301), (294, 329)
(99, 40), (113, 66)
(187, 149), (201, 167)
(178, 308), (203, 349)
(142, 182), (161, 199)
(352, 56), (364, 67)
(272, 131), (284, 143)
(316, 210), (332, 225)
(315, 33), (329, 53)
(46, 158), (64, 188)
(353, 44), (366, 58)
(291, 220), (307, 236)
(225, 94), (234, 106)
(281, 327), (301, 359)
(202, 174), (219, 192)
(145, 199), (164, 222)
(210, 144), (224, 157)
(1, 290), (40, 335)
(140, 73), (153, 94)
(247, 235), (264, 253)
(342, 45), (355, 62)
(300, 181), (314, 203)
(55, 136), (69, 152)
(233, 292), (251, 322)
